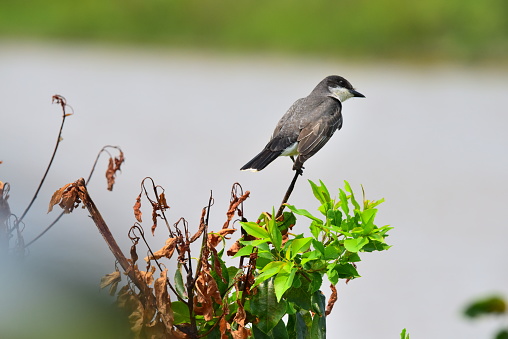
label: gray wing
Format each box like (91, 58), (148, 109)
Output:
(293, 97), (343, 169)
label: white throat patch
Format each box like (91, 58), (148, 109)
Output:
(328, 86), (353, 102)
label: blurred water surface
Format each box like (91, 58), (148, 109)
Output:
(1, 42), (507, 338)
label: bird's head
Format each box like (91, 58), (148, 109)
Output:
(325, 75), (365, 102)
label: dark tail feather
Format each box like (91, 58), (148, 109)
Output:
(240, 149), (281, 172)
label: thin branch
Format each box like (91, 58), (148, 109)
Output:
(24, 145), (123, 249)
(276, 168), (303, 218)
(16, 95), (70, 227)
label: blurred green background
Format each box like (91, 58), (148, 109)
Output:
(1, 0), (507, 62)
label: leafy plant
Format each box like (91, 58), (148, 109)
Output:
(49, 176), (391, 338)
(464, 295), (507, 339)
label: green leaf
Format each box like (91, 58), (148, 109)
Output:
(210, 253), (229, 296)
(338, 189), (350, 216)
(309, 272), (323, 293)
(232, 244), (254, 259)
(174, 267), (187, 299)
(253, 318), (289, 339)
(171, 301), (190, 325)
(250, 278), (288, 334)
(294, 310), (312, 338)
(344, 180), (360, 211)
(268, 208), (282, 251)
(464, 296), (506, 318)
(310, 291), (326, 338)
(240, 221), (270, 239)
(343, 237), (369, 252)
(252, 261), (286, 288)
(285, 284), (312, 311)
(278, 211), (296, 233)
(312, 239), (325, 255)
(227, 266), (242, 287)
(309, 221), (322, 239)
(400, 328), (410, 339)
(240, 238), (270, 247)
(274, 264), (296, 302)
(495, 329), (508, 339)
(300, 250), (321, 266)
(324, 244), (340, 260)
(287, 205), (323, 223)
(309, 179), (331, 205)
(327, 209), (343, 228)
(290, 237), (313, 259)
(326, 267), (339, 285)
(334, 263), (360, 279)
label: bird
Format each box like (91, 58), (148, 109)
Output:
(240, 75), (365, 173)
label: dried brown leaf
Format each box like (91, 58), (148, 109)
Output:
(48, 183), (81, 213)
(223, 191), (250, 229)
(133, 193), (142, 222)
(130, 244), (139, 264)
(208, 228), (237, 248)
(145, 237), (177, 261)
(233, 300), (247, 327)
(159, 192), (169, 210)
(105, 157), (115, 191)
(231, 326), (250, 339)
(194, 271), (222, 321)
(106, 151), (125, 191)
(139, 265), (156, 286)
(325, 284), (338, 316)
(227, 241), (241, 257)
(100, 270), (121, 296)
(151, 208), (158, 236)
(190, 207), (207, 243)
(219, 317), (230, 339)
(129, 307), (144, 338)
(154, 269), (174, 330)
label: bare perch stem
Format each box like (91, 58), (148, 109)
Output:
(276, 169), (302, 218)
(17, 96), (68, 227)
(75, 178), (156, 307)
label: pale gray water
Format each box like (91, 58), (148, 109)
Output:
(1, 42), (507, 338)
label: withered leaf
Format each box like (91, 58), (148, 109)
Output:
(219, 317), (229, 339)
(106, 151), (125, 192)
(130, 244), (139, 264)
(227, 241), (241, 257)
(151, 208), (158, 236)
(159, 192), (169, 210)
(233, 300), (247, 327)
(194, 271), (222, 321)
(154, 269), (174, 330)
(145, 237), (177, 262)
(133, 193), (142, 222)
(105, 157), (115, 191)
(208, 228), (237, 248)
(139, 265), (156, 286)
(48, 183), (81, 214)
(231, 326), (250, 339)
(325, 284), (338, 316)
(128, 307), (144, 338)
(223, 191), (250, 229)
(100, 270), (121, 296)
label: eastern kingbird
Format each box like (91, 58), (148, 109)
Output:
(240, 75), (365, 172)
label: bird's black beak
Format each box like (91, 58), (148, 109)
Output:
(350, 89), (365, 98)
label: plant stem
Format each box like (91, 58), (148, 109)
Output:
(276, 169), (302, 218)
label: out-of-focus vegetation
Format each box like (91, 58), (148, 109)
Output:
(1, 0), (507, 62)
